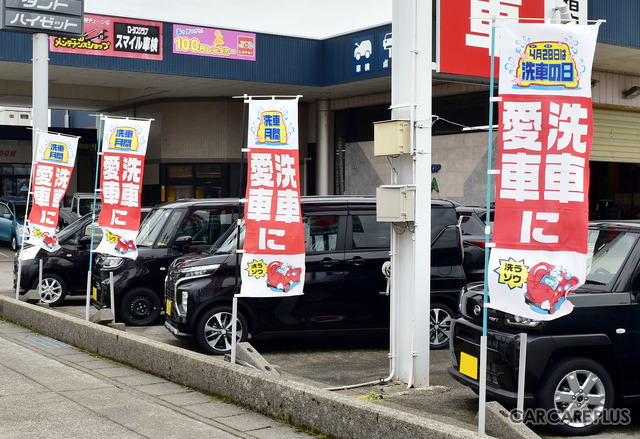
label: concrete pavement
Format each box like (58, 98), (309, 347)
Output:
(0, 317), (318, 439)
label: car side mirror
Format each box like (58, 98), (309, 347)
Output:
(173, 235), (192, 250)
(78, 235), (92, 248)
(2, 213), (12, 220)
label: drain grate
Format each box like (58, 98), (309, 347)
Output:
(21, 335), (72, 350)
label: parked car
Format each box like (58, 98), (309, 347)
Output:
(59, 192), (101, 228)
(456, 205), (494, 282)
(14, 208), (150, 306)
(164, 197), (467, 355)
(91, 198), (240, 326)
(448, 220), (640, 436)
(0, 196), (31, 251)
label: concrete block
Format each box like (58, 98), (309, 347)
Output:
(225, 342), (280, 376)
(90, 308), (114, 324)
(480, 401), (541, 439)
(22, 290), (41, 303)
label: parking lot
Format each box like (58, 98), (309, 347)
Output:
(3, 244), (640, 438)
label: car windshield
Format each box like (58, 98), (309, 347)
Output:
(136, 208), (183, 248)
(57, 212), (94, 241)
(207, 220), (245, 255)
(14, 203), (31, 222)
(585, 229), (637, 285)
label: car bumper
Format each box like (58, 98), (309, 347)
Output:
(448, 318), (536, 408)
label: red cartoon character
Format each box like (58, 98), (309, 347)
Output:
(266, 261), (301, 293)
(525, 262), (579, 314)
(42, 232), (58, 250)
(115, 236), (136, 255)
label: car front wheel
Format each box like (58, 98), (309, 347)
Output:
(535, 357), (614, 436)
(430, 303), (454, 350)
(195, 306), (248, 355)
(118, 288), (161, 326)
(39, 274), (67, 306)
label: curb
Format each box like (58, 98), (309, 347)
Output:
(0, 294), (503, 439)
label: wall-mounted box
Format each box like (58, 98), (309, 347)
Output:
(376, 184), (416, 222)
(374, 120), (411, 156)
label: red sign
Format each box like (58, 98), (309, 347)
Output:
(95, 118), (152, 259)
(28, 132), (79, 252)
(240, 99), (305, 297)
(50, 14), (162, 60)
(439, 0), (544, 78)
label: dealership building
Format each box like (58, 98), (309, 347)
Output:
(0, 1), (639, 217)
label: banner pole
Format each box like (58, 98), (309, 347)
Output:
(479, 16), (497, 436)
(231, 96), (249, 362)
(86, 116), (105, 321)
(517, 332), (528, 420)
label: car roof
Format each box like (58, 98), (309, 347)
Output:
(589, 219), (640, 231)
(0, 196), (29, 204)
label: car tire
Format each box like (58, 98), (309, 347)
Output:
(535, 357), (614, 436)
(11, 234), (17, 252)
(195, 305), (248, 355)
(118, 287), (161, 326)
(38, 274), (67, 306)
(430, 303), (455, 350)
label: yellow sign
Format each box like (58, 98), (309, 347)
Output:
(459, 352), (478, 380)
(494, 257), (528, 289)
(517, 41), (578, 88)
(44, 141), (69, 163)
(109, 126), (139, 151)
(245, 259), (268, 278)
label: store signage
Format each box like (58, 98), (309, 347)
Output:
(172, 24), (256, 61)
(351, 28), (392, 76)
(438, 0), (588, 78)
(0, 0), (84, 36)
(28, 131), (79, 252)
(240, 98), (305, 297)
(95, 117), (152, 259)
(50, 13), (162, 60)
(487, 21), (599, 320)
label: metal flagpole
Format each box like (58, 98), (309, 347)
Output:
(479, 16), (498, 436)
(86, 116), (105, 321)
(15, 142), (38, 300)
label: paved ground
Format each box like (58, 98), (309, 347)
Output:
(3, 243), (640, 438)
(0, 317), (319, 439)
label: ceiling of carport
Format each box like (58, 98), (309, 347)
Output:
(0, 43), (637, 111)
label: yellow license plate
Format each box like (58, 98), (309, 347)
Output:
(92, 287), (97, 301)
(166, 299), (172, 316)
(460, 352), (478, 380)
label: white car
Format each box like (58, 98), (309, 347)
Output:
(354, 40), (372, 60)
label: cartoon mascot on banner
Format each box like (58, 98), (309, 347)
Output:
(525, 262), (580, 314)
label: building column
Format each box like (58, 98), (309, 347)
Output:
(316, 99), (330, 195)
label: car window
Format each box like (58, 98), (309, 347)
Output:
(13, 203), (30, 222)
(586, 230), (637, 285)
(136, 208), (182, 248)
(181, 209), (235, 245)
(351, 214), (389, 249)
(156, 211), (185, 248)
(0, 204), (9, 217)
(459, 215), (485, 236)
(304, 215), (339, 252)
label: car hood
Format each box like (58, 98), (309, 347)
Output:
(170, 252), (231, 271)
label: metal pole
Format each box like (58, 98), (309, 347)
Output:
(38, 259), (43, 301)
(86, 117), (104, 320)
(109, 271), (115, 323)
(479, 16), (498, 436)
(32, 33), (49, 159)
(517, 333), (528, 420)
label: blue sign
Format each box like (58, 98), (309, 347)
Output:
(378, 31), (392, 71)
(352, 34), (374, 75)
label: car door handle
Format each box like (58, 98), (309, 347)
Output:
(346, 256), (366, 266)
(320, 258), (340, 267)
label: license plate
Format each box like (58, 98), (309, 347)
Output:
(166, 299), (172, 316)
(459, 352), (478, 380)
(92, 287), (97, 301)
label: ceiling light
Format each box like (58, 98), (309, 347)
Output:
(623, 86), (640, 99)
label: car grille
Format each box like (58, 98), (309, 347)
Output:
(164, 269), (178, 326)
(452, 319), (519, 391)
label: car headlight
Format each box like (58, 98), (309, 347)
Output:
(102, 256), (124, 270)
(176, 290), (189, 316)
(180, 264), (220, 278)
(505, 314), (542, 328)
(17, 225), (28, 235)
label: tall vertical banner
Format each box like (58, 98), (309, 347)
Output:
(28, 131), (79, 252)
(240, 98), (305, 297)
(95, 117), (151, 259)
(487, 22), (599, 320)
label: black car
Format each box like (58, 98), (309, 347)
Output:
(449, 220), (640, 436)
(14, 208), (150, 306)
(164, 197), (467, 355)
(91, 199), (239, 326)
(456, 205), (494, 283)
(14, 211), (104, 305)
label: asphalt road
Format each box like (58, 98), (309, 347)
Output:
(2, 243), (640, 438)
